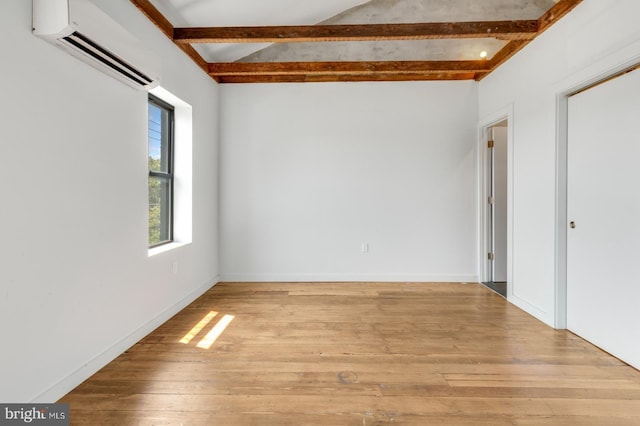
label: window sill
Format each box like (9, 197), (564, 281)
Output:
(148, 242), (189, 257)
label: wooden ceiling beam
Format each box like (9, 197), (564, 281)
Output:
(129, 0), (173, 39)
(475, 0), (583, 81)
(174, 21), (539, 44)
(538, 0), (583, 33)
(218, 73), (477, 83)
(487, 40), (530, 68)
(130, 0), (583, 84)
(209, 61), (491, 78)
(129, 0), (211, 76)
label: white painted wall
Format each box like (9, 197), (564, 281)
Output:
(479, 0), (640, 326)
(220, 82), (478, 282)
(0, 0), (219, 402)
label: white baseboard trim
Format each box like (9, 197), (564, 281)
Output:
(32, 277), (219, 403)
(219, 273), (479, 283)
(508, 294), (554, 328)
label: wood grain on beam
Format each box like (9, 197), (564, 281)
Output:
(474, 40), (530, 81)
(487, 40), (530, 68)
(475, 0), (582, 81)
(128, 0), (210, 74)
(174, 21), (538, 44)
(218, 73), (476, 83)
(538, 0), (583, 33)
(178, 44), (211, 75)
(129, 0), (173, 38)
(131, 0), (583, 84)
(209, 61), (491, 77)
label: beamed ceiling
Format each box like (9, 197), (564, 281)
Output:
(130, 0), (583, 83)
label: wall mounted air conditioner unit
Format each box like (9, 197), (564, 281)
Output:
(33, 0), (160, 90)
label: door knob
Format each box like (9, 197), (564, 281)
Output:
(569, 221), (576, 229)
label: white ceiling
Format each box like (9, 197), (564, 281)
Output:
(149, 0), (369, 26)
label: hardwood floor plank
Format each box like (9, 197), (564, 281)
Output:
(59, 282), (640, 425)
(63, 394), (557, 416)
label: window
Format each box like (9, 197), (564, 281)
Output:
(148, 95), (174, 247)
(147, 86), (193, 256)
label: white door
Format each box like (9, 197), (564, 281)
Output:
(567, 67), (640, 369)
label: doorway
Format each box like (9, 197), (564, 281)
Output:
(482, 121), (508, 297)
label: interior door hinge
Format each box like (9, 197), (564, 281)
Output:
(488, 252), (495, 260)
(488, 196), (494, 205)
(488, 140), (494, 149)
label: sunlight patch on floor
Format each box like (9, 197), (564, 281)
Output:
(179, 311), (218, 344)
(196, 314), (235, 350)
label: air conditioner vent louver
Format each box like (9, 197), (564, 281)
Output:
(61, 32), (154, 88)
(33, 0), (160, 91)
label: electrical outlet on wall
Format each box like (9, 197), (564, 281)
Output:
(172, 261), (178, 274)
(361, 243), (369, 253)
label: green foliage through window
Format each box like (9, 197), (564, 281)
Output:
(148, 96), (174, 247)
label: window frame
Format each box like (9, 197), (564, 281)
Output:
(148, 94), (175, 248)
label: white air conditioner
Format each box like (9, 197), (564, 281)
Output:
(33, 0), (161, 90)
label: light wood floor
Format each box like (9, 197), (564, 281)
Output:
(60, 282), (640, 425)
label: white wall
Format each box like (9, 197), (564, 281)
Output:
(220, 82), (478, 282)
(479, 0), (640, 326)
(0, 0), (219, 402)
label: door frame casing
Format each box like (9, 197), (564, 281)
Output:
(478, 105), (514, 297)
